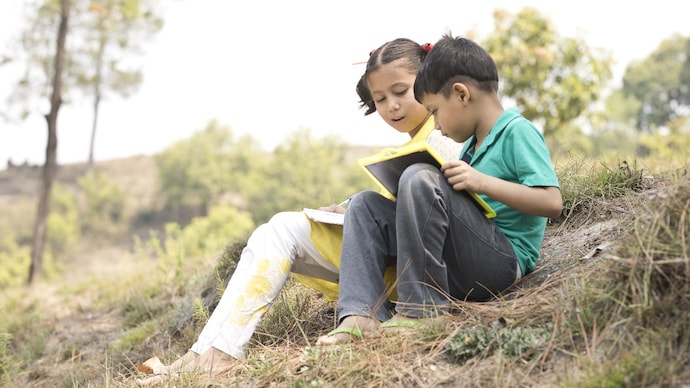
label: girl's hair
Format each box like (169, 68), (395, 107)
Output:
(356, 38), (430, 116)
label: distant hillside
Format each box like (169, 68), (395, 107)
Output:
(0, 154), (157, 201)
(0, 144), (383, 204)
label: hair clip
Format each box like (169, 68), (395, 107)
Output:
(352, 48), (376, 65)
(422, 43), (433, 52)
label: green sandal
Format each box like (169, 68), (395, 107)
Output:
(325, 326), (363, 339)
(380, 319), (421, 329)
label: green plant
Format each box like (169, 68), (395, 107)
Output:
(0, 332), (17, 385)
(444, 322), (553, 363)
(0, 235), (31, 288)
(557, 157), (648, 219)
(77, 170), (127, 236)
(0, 296), (51, 372)
(47, 183), (81, 259)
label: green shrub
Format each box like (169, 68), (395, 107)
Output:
(137, 205), (254, 267)
(0, 297), (50, 370)
(77, 171), (127, 236)
(0, 332), (16, 385)
(0, 235), (30, 288)
(178, 204), (255, 257)
(444, 322), (553, 363)
(47, 183), (81, 258)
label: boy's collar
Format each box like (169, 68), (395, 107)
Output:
(463, 107), (521, 162)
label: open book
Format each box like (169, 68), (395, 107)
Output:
(358, 142), (496, 218)
(303, 207), (345, 225)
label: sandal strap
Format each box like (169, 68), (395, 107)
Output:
(380, 319), (421, 329)
(326, 326), (363, 339)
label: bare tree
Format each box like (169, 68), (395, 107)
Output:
(28, 0), (70, 284)
(79, 1), (163, 170)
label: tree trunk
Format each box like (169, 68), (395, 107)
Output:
(87, 36), (104, 171)
(87, 92), (100, 171)
(28, 0), (70, 285)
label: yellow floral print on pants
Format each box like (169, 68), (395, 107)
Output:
(226, 257), (292, 326)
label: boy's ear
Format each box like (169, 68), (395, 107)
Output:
(452, 82), (470, 103)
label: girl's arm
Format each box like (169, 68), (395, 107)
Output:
(441, 160), (563, 219)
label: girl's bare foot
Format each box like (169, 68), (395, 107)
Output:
(136, 356), (166, 375)
(135, 348), (234, 385)
(195, 347), (236, 374)
(316, 315), (380, 346)
(136, 350), (199, 376)
(166, 350), (200, 374)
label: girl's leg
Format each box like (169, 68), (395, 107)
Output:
(336, 190), (398, 323)
(190, 211), (335, 359)
(395, 164), (517, 317)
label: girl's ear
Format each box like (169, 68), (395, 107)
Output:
(452, 82), (470, 104)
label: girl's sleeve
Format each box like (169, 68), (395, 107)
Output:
(426, 129), (463, 162)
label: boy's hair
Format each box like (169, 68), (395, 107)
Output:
(357, 38), (429, 116)
(414, 34), (499, 101)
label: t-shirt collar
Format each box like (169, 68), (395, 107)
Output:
(461, 107), (521, 164)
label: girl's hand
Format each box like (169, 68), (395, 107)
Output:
(318, 204), (347, 214)
(441, 160), (486, 193)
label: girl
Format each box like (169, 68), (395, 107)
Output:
(136, 37), (458, 384)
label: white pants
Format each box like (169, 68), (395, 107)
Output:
(189, 211), (338, 358)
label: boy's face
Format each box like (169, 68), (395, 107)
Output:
(420, 85), (473, 143)
(367, 60), (430, 136)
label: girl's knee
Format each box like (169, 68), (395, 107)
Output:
(268, 211), (306, 226)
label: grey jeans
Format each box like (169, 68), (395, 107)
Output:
(338, 163), (518, 321)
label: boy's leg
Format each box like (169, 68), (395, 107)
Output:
(337, 190), (398, 322)
(395, 164), (517, 317)
(191, 211), (336, 358)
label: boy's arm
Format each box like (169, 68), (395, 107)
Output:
(441, 160), (563, 219)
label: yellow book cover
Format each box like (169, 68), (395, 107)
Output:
(358, 142), (496, 218)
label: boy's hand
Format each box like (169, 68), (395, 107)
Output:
(442, 160), (563, 219)
(441, 160), (485, 193)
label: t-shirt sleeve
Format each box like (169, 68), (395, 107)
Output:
(508, 122), (560, 188)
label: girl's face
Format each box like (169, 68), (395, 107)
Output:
(366, 59), (429, 137)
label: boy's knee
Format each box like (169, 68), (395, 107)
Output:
(350, 190), (382, 206)
(399, 163), (440, 191)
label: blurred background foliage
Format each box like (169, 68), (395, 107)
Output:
(1, 5), (689, 293)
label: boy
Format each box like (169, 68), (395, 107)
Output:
(317, 34), (561, 345)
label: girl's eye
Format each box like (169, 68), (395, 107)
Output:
(375, 97), (385, 103)
(395, 89), (408, 96)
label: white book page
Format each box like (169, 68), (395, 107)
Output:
(302, 208), (345, 225)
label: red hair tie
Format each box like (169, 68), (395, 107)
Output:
(422, 43), (433, 53)
(369, 49), (376, 57)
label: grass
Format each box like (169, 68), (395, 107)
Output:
(2, 156), (690, 386)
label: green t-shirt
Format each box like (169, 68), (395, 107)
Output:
(461, 107), (560, 275)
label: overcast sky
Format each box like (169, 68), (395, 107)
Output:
(1, 0), (689, 169)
